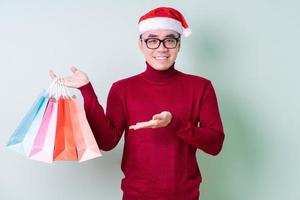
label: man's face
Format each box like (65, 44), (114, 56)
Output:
(139, 29), (181, 71)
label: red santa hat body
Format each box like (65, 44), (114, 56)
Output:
(138, 7), (192, 37)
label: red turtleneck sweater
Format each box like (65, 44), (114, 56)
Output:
(79, 62), (225, 200)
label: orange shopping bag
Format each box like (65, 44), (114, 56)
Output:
(53, 97), (78, 160)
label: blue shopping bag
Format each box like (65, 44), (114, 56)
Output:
(7, 79), (57, 156)
(7, 92), (49, 156)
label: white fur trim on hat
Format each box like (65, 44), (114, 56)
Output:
(138, 17), (184, 36)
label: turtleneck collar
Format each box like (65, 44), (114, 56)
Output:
(141, 61), (180, 83)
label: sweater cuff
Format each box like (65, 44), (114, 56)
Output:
(167, 114), (184, 131)
(78, 82), (97, 101)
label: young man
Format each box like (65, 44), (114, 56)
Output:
(50, 7), (225, 200)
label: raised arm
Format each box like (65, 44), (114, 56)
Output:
(79, 82), (126, 151)
(49, 67), (126, 151)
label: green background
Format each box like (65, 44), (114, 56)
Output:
(0, 1), (299, 199)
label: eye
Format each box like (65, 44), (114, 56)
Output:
(147, 39), (159, 44)
(165, 38), (176, 44)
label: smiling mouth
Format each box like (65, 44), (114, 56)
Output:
(154, 56), (169, 60)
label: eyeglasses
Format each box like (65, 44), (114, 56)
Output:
(140, 37), (181, 49)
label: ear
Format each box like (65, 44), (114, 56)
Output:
(177, 42), (181, 52)
(138, 38), (143, 52)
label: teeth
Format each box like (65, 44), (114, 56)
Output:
(155, 56), (168, 60)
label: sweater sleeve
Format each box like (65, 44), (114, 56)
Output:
(169, 81), (225, 156)
(79, 82), (126, 151)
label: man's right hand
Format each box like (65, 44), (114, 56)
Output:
(49, 67), (90, 89)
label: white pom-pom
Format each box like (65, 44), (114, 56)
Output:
(183, 28), (192, 37)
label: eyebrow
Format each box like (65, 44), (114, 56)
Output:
(147, 33), (179, 38)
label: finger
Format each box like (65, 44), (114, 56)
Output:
(134, 120), (158, 130)
(70, 66), (79, 74)
(152, 113), (163, 120)
(161, 111), (170, 118)
(129, 125), (135, 129)
(63, 76), (74, 83)
(60, 77), (76, 88)
(49, 70), (57, 80)
(152, 114), (160, 120)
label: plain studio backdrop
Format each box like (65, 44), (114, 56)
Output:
(0, 1), (299, 200)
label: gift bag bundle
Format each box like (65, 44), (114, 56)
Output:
(6, 79), (102, 163)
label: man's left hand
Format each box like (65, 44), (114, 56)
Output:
(129, 111), (172, 130)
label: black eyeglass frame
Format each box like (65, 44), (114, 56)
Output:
(140, 36), (181, 49)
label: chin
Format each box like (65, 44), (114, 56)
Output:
(151, 61), (173, 71)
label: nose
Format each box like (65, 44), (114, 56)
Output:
(156, 41), (168, 52)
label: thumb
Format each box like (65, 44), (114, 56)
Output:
(70, 66), (79, 74)
(152, 113), (163, 120)
(49, 69), (57, 80)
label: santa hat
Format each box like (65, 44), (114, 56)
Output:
(138, 7), (192, 37)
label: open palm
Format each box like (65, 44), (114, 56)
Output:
(49, 67), (89, 89)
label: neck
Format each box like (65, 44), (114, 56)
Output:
(142, 61), (179, 83)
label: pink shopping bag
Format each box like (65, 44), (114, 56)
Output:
(29, 98), (58, 163)
(69, 96), (102, 162)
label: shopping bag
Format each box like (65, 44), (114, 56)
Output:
(53, 97), (78, 160)
(69, 96), (102, 162)
(7, 80), (57, 156)
(29, 98), (58, 163)
(6, 92), (49, 156)
(8, 77), (101, 163)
